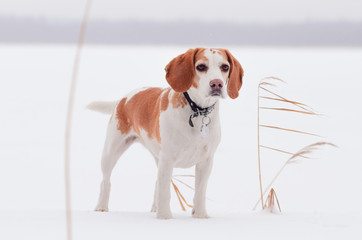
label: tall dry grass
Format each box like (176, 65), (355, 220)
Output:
(255, 77), (336, 211)
(64, 1), (92, 239)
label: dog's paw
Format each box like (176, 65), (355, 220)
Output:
(94, 206), (109, 212)
(192, 209), (210, 219)
(157, 211), (173, 219)
(150, 204), (158, 213)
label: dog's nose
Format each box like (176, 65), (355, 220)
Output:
(209, 79), (224, 90)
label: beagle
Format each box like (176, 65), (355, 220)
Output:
(88, 48), (244, 219)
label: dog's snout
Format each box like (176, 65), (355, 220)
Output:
(209, 79), (223, 90)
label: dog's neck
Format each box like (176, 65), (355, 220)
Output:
(182, 89), (220, 129)
(185, 89), (219, 109)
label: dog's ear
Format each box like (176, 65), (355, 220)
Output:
(223, 49), (244, 99)
(165, 48), (200, 92)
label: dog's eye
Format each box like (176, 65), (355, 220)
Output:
(221, 64), (229, 72)
(196, 64), (207, 72)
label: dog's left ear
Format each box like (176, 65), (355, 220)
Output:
(165, 48), (200, 92)
(223, 49), (244, 99)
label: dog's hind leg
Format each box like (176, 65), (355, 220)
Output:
(95, 118), (137, 212)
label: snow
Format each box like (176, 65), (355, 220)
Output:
(1, 209), (361, 240)
(0, 44), (362, 239)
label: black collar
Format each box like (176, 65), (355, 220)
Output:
(183, 92), (216, 127)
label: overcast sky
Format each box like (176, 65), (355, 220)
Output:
(1, 0), (362, 23)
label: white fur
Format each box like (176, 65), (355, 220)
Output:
(91, 49), (231, 219)
(86, 101), (118, 114)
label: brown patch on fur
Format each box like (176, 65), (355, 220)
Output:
(161, 88), (171, 111)
(116, 98), (132, 134)
(192, 49), (207, 89)
(216, 50), (228, 61)
(195, 50), (207, 63)
(116, 88), (172, 143)
(165, 48), (204, 92)
(171, 92), (187, 109)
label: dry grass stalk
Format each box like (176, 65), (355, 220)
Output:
(172, 177), (195, 191)
(259, 125), (322, 137)
(260, 96), (312, 108)
(259, 82), (277, 87)
(171, 180), (193, 211)
(260, 76), (285, 83)
(259, 85), (316, 114)
(260, 145), (310, 159)
(259, 107), (319, 115)
(257, 77), (286, 209)
(257, 81), (265, 209)
(253, 142), (337, 210)
(64, 1), (92, 240)
(287, 142), (337, 163)
(255, 76), (331, 211)
(263, 188), (281, 213)
(171, 175), (195, 210)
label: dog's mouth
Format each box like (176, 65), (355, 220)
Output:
(209, 89), (222, 97)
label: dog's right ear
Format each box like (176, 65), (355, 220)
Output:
(165, 48), (200, 92)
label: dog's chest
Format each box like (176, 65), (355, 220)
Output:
(172, 139), (212, 168)
(159, 110), (221, 168)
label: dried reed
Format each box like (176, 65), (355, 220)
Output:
(171, 175), (194, 211)
(253, 141), (337, 210)
(263, 188), (281, 213)
(255, 76), (335, 211)
(64, 1), (92, 239)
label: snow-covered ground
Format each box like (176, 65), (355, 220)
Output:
(1, 44), (361, 239)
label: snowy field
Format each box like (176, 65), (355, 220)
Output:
(0, 44), (362, 239)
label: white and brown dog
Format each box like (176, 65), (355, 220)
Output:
(88, 48), (243, 219)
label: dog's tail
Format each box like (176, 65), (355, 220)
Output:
(86, 101), (118, 115)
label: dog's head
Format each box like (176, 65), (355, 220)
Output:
(165, 48), (244, 101)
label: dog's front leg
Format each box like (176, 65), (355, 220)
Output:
(193, 157), (213, 218)
(156, 158), (173, 219)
